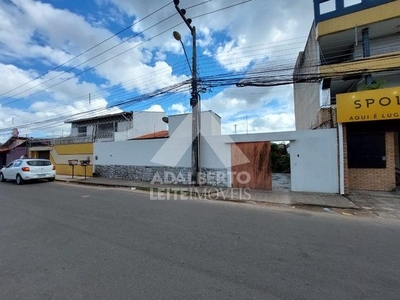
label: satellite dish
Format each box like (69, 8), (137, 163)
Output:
(162, 117), (169, 124)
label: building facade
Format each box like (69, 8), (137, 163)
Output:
(28, 111), (167, 177)
(66, 111), (167, 142)
(0, 136), (28, 166)
(294, 0), (400, 192)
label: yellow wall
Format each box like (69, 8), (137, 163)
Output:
(319, 52), (400, 77)
(54, 143), (93, 155)
(51, 143), (93, 177)
(317, 0), (400, 38)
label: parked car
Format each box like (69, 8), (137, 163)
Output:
(0, 159), (56, 185)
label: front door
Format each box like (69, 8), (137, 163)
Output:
(38, 151), (50, 159)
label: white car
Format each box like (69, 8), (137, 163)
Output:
(0, 159), (56, 185)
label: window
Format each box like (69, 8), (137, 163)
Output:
(98, 123), (114, 139)
(14, 160), (22, 167)
(347, 132), (386, 168)
(27, 160), (51, 166)
(344, 0), (361, 7)
(98, 123), (113, 132)
(320, 0), (336, 14)
(78, 126), (87, 137)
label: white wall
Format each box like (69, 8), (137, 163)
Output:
(94, 138), (185, 167)
(131, 112), (167, 138)
(169, 111), (221, 138)
(200, 135), (231, 169)
(201, 111), (221, 136)
(114, 130), (131, 141)
(95, 129), (340, 193)
(94, 135), (232, 170)
(168, 114), (189, 138)
(290, 129), (339, 193)
(229, 130), (339, 193)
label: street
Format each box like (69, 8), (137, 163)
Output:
(1, 181), (400, 300)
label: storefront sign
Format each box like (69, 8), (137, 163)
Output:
(336, 87), (400, 123)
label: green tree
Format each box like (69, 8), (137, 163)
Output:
(271, 143), (290, 173)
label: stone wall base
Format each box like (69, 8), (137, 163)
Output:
(94, 165), (229, 187)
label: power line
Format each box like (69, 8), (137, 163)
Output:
(0, 0), (240, 105)
(1, 2), (399, 135)
(0, 1), (172, 101)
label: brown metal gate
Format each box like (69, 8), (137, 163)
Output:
(231, 142), (272, 190)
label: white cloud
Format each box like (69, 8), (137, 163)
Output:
(0, 97), (121, 141)
(169, 102), (189, 115)
(222, 112), (295, 135)
(0, 0), (315, 143)
(215, 35), (251, 72)
(145, 104), (164, 112)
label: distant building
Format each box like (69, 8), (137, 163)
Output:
(0, 136), (28, 166)
(294, 0), (400, 192)
(27, 111), (167, 177)
(65, 111), (167, 142)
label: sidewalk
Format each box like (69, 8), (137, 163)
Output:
(55, 175), (358, 210)
(347, 190), (400, 220)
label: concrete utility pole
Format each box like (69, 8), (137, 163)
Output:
(173, 0), (200, 186)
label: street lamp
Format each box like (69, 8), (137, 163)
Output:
(173, 31), (192, 74)
(173, 0), (201, 186)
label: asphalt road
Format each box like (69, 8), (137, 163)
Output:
(1, 181), (400, 300)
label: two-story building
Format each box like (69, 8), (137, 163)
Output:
(29, 111), (167, 176)
(294, 0), (400, 192)
(66, 111), (167, 142)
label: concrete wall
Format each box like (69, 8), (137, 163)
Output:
(290, 129), (339, 193)
(94, 130), (340, 192)
(50, 143), (93, 177)
(228, 130), (339, 193)
(131, 111), (167, 138)
(94, 135), (231, 186)
(293, 24), (322, 130)
(201, 111), (221, 136)
(169, 111), (221, 137)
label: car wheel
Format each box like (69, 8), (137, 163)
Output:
(48, 177), (55, 182)
(16, 174), (24, 185)
(0, 173), (5, 182)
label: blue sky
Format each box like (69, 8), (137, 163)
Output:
(0, 0), (315, 143)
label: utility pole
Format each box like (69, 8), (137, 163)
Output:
(174, 0), (200, 186)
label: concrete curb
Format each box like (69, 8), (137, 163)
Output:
(56, 178), (359, 210)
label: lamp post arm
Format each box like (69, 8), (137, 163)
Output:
(179, 40), (192, 74)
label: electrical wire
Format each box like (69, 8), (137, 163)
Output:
(1, 1), (399, 135)
(0, 1), (172, 100)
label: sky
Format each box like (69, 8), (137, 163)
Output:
(0, 0), (316, 143)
